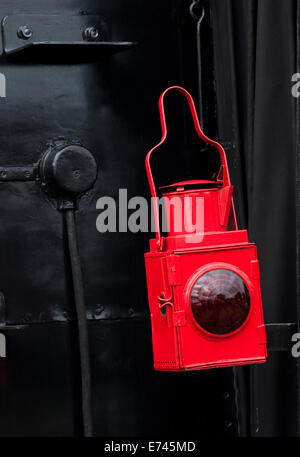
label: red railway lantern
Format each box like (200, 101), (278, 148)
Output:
(144, 86), (267, 371)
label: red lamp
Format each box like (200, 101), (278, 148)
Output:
(144, 86), (267, 371)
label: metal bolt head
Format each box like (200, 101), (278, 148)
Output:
(17, 26), (33, 40)
(83, 26), (99, 42)
(72, 169), (81, 179)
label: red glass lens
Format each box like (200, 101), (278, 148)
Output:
(190, 269), (251, 335)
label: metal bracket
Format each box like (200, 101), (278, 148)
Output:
(0, 166), (36, 181)
(1, 14), (136, 60)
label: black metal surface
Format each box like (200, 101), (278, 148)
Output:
(266, 324), (298, 352)
(0, 0), (241, 437)
(0, 320), (241, 437)
(0, 323), (80, 436)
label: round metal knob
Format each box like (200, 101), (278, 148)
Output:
(40, 143), (97, 197)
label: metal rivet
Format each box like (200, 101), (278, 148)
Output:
(73, 169), (81, 179)
(83, 26), (99, 41)
(17, 26), (33, 40)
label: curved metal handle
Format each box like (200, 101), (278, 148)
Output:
(145, 86), (236, 250)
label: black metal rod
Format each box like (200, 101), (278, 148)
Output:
(65, 209), (93, 437)
(189, 1), (205, 128)
(196, 6), (205, 129)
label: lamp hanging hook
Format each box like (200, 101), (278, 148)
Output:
(189, 0), (205, 22)
(189, 1), (205, 129)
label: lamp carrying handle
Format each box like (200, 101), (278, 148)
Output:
(145, 86), (237, 251)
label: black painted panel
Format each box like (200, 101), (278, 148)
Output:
(0, 0), (237, 436)
(0, 321), (238, 437)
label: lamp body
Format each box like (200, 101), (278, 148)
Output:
(145, 227), (267, 371)
(144, 86), (267, 371)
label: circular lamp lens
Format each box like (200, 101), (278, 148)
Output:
(190, 269), (250, 335)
